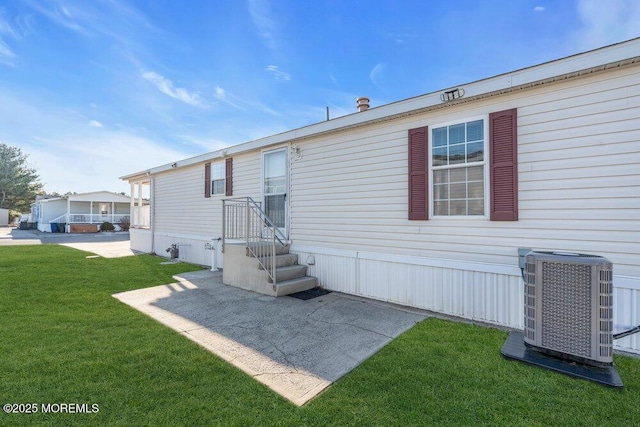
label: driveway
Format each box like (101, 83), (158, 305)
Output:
(0, 226), (136, 258)
(114, 270), (426, 406)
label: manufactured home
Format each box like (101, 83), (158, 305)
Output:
(122, 39), (640, 355)
(31, 191), (131, 232)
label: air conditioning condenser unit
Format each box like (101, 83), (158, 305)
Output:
(502, 251), (623, 388)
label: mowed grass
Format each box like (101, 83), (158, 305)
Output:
(1, 245), (639, 426)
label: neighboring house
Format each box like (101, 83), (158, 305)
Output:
(121, 38), (640, 355)
(31, 191), (131, 232)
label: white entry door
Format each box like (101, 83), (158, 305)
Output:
(263, 148), (288, 237)
(99, 203), (111, 221)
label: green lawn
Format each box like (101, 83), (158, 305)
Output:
(1, 245), (639, 426)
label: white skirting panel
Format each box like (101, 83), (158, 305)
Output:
(614, 278), (640, 354)
(291, 245), (640, 355)
(130, 228), (152, 253)
(153, 232), (223, 269)
(292, 245), (524, 329)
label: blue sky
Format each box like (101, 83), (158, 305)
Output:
(1, 0), (639, 195)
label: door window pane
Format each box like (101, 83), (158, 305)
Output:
(265, 195), (285, 228)
(264, 150), (287, 229)
(264, 151), (286, 194)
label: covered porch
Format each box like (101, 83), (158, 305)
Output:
(45, 192), (132, 233)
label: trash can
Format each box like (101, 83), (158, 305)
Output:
(50, 223), (58, 233)
(58, 223), (66, 233)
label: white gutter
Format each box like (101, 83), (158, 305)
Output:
(120, 37), (640, 181)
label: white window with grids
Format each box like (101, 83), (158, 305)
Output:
(431, 117), (487, 216)
(211, 162), (225, 195)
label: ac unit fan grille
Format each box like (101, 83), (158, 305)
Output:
(540, 262), (592, 357)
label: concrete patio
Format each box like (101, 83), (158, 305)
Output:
(113, 270), (426, 406)
(3, 225), (427, 405)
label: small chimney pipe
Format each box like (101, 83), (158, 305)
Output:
(356, 96), (370, 112)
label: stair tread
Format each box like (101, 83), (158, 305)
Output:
(274, 275), (317, 285)
(267, 263), (308, 283)
(256, 254), (298, 270)
(246, 242), (290, 257)
(273, 276), (318, 296)
(276, 264), (307, 272)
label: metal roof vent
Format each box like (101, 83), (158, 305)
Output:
(356, 96), (370, 112)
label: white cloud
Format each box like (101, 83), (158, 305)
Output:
(572, 0), (640, 50)
(33, 131), (190, 194)
(265, 65), (291, 81)
(23, 0), (90, 35)
(328, 72), (338, 87)
(141, 71), (207, 108)
(0, 13), (18, 67)
(385, 32), (416, 44)
(212, 85), (244, 110)
(0, 13), (18, 38)
(214, 86), (226, 99)
(248, 0), (278, 49)
(369, 63), (386, 89)
(24, 0), (161, 56)
(0, 41), (16, 66)
(212, 85), (280, 116)
(88, 120), (103, 128)
(0, 86), (194, 194)
(174, 134), (229, 152)
(534, 6), (545, 12)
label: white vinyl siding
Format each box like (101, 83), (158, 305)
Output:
(232, 151), (262, 199)
(154, 152), (263, 237)
(290, 65), (640, 278)
(155, 164), (220, 236)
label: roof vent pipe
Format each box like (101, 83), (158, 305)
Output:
(356, 96), (370, 112)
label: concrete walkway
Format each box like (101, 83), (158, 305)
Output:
(0, 226), (136, 258)
(113, 270), (426, 406)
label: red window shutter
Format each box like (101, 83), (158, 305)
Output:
(490, 109), (518, 221)
(408, 126), (429, 220)
(225, 158), (233, 196)
(204, 162), (211, 198)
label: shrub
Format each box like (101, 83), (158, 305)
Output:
(100, 221), (115, 232)
(119, 216), (130, 231)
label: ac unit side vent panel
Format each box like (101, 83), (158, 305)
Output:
(524, 251), (613, 365)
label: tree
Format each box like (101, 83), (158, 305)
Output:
(0, 143), (43, 212)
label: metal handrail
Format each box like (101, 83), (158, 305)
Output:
(222, 197), (287, 286)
